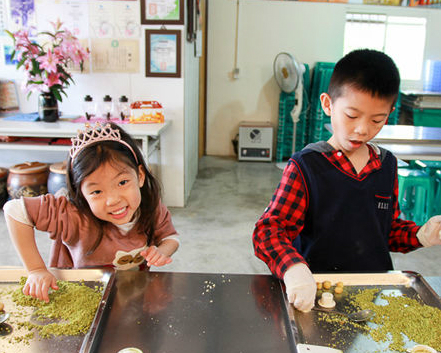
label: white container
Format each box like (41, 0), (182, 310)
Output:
(82, 95), (96, 121)
(238, 121), (273, 162)
(100, 95), (114, 120)
(118, 95), (131, 121)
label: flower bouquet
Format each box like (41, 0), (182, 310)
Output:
(6, 20), (89, 121)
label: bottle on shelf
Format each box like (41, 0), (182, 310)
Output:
(118, 95), (130, 121)
(101, 95), (114, 121)
(82, 95), (96, 121)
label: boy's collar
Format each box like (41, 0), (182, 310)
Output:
(303, 141), (387, 162)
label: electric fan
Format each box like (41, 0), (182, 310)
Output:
(273, 52), (304, 170)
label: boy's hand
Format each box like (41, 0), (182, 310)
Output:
(23, 269), (59, 303)
(417, 215), (441, 247)
(141, 246), (173, 267)
(283, 263), (316, 312)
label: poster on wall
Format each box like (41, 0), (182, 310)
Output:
(145, 29), (181, 78)
(140, 0), (184, 25)
(113, 0), (140, 38)
(89, 0), (140, 38)
(9, 0), (37, 34)
(91, 38), (139, 73)
(35, 0), (89, 38)
(0, 0), (8, 35)
(89, 0), (115, 38)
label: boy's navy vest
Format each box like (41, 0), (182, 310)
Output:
(292, 142), (396, 272)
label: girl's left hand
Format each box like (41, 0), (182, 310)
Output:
(141, 246), (173, 267)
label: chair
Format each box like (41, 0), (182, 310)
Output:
(434, 170), (441, 216)
(414, 160), (441, 217)
(398, 168), (435, 225)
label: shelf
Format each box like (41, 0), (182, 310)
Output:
(0, 142), (70, 152)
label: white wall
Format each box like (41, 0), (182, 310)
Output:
(207, 0), (441, 156)
(184, 39), (200, 201)
(0, 27), (199, 207)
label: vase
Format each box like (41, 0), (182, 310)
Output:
(7, 161), (49, 199)
(38, 92), (59, 122)
(48, 161), (67, 195)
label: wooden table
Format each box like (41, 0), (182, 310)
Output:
(0, 118), (171, 166)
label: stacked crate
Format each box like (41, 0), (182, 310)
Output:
(400, 91), (441, 127)
(307, 62), (335, 144)
(387, 91), (401, 125)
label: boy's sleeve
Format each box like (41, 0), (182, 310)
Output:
(389, 168), (421, 252)
(152, 200), (179, 245)
(252, 159), (308, 279)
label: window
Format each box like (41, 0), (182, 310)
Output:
(344, 13), (426, 81)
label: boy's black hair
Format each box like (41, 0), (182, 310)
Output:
(66, 123), (161, 254)
(328, 49), (400, 104)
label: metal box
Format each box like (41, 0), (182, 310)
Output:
(238, 121), (273, 161)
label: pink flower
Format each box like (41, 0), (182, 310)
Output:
(10, 20), (88, 101)
(22, 73), (48, 94)
(44, 72), (62, 87)
(36, 50), (60, 73)
(50, 19), (63, 32)
(28, 43), (40, 56)
(13, 29), (30, 47)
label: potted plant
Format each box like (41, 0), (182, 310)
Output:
(6, 20), (89, 122)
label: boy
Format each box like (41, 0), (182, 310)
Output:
(252, 49), (441, 313)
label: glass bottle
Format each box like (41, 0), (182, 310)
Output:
(118, 95), (130, 121)
(82, 95), (96, 121)
(101, 95), (114, 121)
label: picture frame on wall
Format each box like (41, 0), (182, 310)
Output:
(145, 29), (181, 78)
(140, 0), (184, 25)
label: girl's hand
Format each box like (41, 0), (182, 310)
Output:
(141, 246), (173, 267)
(23, 269), (59, 303)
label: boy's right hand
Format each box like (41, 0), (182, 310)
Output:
(283, 263), (316, 312)
(23, 269), (59, 303)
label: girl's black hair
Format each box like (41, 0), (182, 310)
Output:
(66, 123), (160, 254)
(328, 49), (400, 105)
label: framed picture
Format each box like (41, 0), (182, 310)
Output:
(140, 0), (184, 25)
(145, 29), (181, 78)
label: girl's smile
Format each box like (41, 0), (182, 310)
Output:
(109, 206), (129, 219)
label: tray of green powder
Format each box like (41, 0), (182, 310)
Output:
(284, 271), (441, 353)
(0, 267), (115, 353)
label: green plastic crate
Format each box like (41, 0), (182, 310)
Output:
(412, 108), (441, 127)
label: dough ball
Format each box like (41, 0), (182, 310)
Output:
(334, 286), (343, 294)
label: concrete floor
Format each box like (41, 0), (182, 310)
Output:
(1, 156), (441, 277)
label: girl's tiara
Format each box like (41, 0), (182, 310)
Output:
(70, 122), (139, 165)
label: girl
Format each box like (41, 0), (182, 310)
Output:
(3, 122), (179, 303)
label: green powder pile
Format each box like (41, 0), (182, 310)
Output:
(350, 288), (441, 352)
(11, 277), (102, 339)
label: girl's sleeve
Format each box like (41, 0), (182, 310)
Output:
(22, 194), (83, 245)
(3, 198), (33, 226)
(153, 200), (178, 245)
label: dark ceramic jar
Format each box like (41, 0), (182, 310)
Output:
(0, 167), (8, 207)
(7, 162), (49, 199)
(48, 161), (67, 195)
